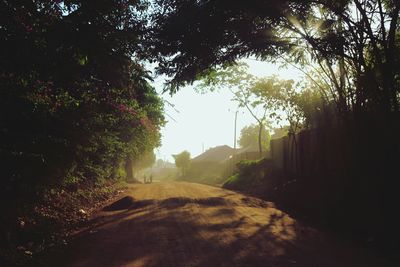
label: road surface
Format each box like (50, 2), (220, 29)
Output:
(42, 182), (393, 267)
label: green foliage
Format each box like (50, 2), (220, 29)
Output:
(149, 0), (400, 251)
(196, 62), (255, 93)
(223, 159), (269, 190)
(0, 1), (165, 256)
(149, 0), (400, 120)
(250, 76), (304, 133)
(196, 63), (270, 155)
(238, 124), (270, 151)
(271, 126), (289, 139)
(1, 179), (127, 266)
(197, 63), (303, 153)
(115, 161), (128, 181)
(295, 78), (336, 128)
(172, 151), (191, 176)
(236, 159), (264, 175)
(147, 0), (310, 90)
(223, 174), (240, 188)
(0, 0), (165, 189)
(132, 150), (157, 173)
(181, 161), (228, 185)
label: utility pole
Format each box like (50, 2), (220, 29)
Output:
(234, 110), (238, 151)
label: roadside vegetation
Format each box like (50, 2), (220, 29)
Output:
(147, 0), (400, 260)
(2, 0), (400, 265)
(0, 1), (164, 265)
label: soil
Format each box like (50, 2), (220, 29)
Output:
(38, 182), (395, 267)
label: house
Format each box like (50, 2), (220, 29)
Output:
(192, 145), (236, 163)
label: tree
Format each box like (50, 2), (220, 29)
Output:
(148, 0), (400, 119)
(0, 1), (167, 257)
(172, 151), (191, 177)
(131, 150), (156, 175)
(250, 76), (303, 134)
(238, 124), (271, 152)
(144, 0), (400, 244)
(197, 63), (303, 155)
(279, 0), (400, 117)
(0, 0), (165, 199)
(147, 0), (309, 91)
(196, 62), (268, 156)
(271, 127), (289, 140)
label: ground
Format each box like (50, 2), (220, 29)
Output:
(39, 182), (394, 267)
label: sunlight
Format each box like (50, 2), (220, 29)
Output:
(3, 1), (399, 266)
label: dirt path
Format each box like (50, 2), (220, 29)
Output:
(41, 182), (393, 267)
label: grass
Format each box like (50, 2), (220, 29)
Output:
(223, 174), (240, 187)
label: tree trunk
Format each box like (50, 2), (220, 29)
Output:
(258, 122), (263, 158)
(125, 156), (133, 180)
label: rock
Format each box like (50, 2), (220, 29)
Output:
(78, 209), (87, 215)
(24, 250), (33, 256)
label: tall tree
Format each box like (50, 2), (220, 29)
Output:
(238, 124), (271, 152)
(0, 0), (165, 196)
(0, 1), (167, 259)
(172, 151), (191, 177)
(148, 0), (400, 118)
(147, 0), (309, 90)
(127, 149), (157, 179)
(196, 63), (269, 156)
(251, 76), (303, 134)
(197, 63), (303, 154)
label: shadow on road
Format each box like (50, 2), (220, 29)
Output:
(103, 196), (231, 211)
(103, 197), (155, 211)
(36, 191), (395, 267)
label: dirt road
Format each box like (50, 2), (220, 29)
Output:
(42, 182), (393, 267)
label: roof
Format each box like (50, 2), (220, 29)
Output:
(192, 145), (235, 163)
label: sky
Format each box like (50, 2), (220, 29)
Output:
(152, 58), (303, 162)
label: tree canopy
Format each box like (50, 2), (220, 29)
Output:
(148, 0), (400, 119)
(3, 1), (400, 264)
(196, 62), (304, 153)
(132, 150), (157, 172)
(238, 124), (271, 152)
(147, 0), (308, 90)
(172, 150), (191, 176)
(0, 0), (165, 197)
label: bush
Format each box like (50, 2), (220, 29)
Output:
(223, 158), (273, 191)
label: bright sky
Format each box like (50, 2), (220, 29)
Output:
(152, 58), (303, 162)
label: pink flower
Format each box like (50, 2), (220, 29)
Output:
(140, 117), (146, 126)
(128, 109), (137, 116)
(118, 104), (127, 112)
(25, 25), (33, 33)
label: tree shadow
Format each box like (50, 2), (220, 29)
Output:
(102, 197), (156, 211)
(103, 196), (230, 212)
(37, 195), (396, 267)
(159, 197), (229, 209)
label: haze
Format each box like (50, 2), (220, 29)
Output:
(3, 1), (399, 266)
(156, 59), (302, 161)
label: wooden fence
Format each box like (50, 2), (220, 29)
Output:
(270, 128), (349, 181)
